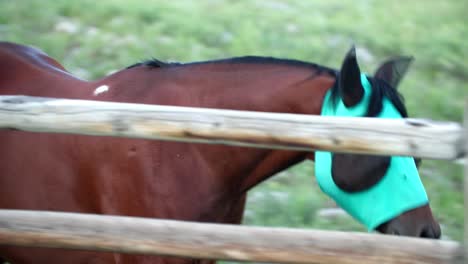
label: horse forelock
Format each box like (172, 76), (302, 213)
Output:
(329, 75), (408, 118)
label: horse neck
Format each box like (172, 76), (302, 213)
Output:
(240, 70), (335, 192)
(192, 63), (335, 114)
(161, 62), (336, 193)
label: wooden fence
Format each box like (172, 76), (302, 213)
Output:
(0, 95), (466, 263)
(0, 96), (463, 159)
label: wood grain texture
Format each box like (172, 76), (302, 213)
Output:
(0, 210), (462, 264)
(0, 95), (464, 160)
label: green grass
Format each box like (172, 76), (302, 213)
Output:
(1, 0), (466, 248)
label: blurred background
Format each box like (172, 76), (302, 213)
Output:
(1, 0), (466, 247)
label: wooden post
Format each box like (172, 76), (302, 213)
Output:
(464, 100), (468, 263)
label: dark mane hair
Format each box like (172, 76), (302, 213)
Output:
(329, 75), (408, 118)
(127, 56), (406, 117)
(126, 57), (179, 69)
(127, 56), (337, 76)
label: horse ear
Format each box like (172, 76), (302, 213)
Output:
(339, 45), (364, 107)
(374, 56), (413, 89)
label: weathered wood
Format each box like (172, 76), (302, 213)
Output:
(0, 210), (462, 264)
(464, 100), (468, 263)
(0, 95), (464, 160)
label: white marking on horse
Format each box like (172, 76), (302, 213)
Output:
(93, 85), (109, 96)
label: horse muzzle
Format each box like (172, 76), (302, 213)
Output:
(376, 204), (441, 239)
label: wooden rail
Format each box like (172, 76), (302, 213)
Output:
(0, 95), (464, 160)
(0, 210), (462, 264)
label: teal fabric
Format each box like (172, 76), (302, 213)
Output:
(315, 74), (429, 230)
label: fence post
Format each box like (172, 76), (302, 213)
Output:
(464, 100), (468, 263)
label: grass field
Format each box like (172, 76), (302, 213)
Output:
(1, 0), (466, 247)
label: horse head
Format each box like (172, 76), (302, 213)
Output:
(315, 46), (441, 238)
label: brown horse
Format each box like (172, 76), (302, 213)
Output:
(0, 41), (440, 264)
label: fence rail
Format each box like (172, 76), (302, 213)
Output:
(0, 210), (462, 264)
(0, 95), (464, 160)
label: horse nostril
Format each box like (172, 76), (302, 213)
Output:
(420, 224), (441, 239)
(420, 227), (433, 238)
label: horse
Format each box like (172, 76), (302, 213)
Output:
(0, 41), (441, 264)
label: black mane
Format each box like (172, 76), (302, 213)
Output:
(126, 57), (180, 69)
(127, 56), (337, 76)
(127, 56), (406, 117)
